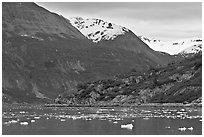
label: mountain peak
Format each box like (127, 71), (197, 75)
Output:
(69, 17), (130, 43)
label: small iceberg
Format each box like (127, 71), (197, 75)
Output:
(113, 121), (118, 124)
(143, 117), (149, 120)
(4, 120), (18, 125)
(9, 120), (18, 123)
(177, 111), (183, 114)
(180, 109), (185, 111)
(121, 123), (133, 130)
(188, 127), (193, 131)
(20, 122), (29, 125)
(31, 120), (35, 123)
(34, 116), (40, 119)
(60, 119), (66, 121)
(178, 127), (186, 131)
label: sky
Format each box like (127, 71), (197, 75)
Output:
(36, 2), (202, 41)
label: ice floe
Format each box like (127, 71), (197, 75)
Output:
(20, 122), (29, 125)
(178, 127), (186, 131)
(34, 116), (40, 119)
(60, 119), (66, 121)
(121, 123), (133, 130)
(188, 127), (193, 131)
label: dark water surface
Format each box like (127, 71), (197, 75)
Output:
(2, 105), (202, 135)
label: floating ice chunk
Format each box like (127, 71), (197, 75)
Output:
(114, 118), (123, 121)
(178, 127), (186, 131)
(20, 122), (29, 125)
(60, 119), (66, 121)
(188, 127), (193, 131)
(180, 109), (185, 111)
(10, 120), (18, 123)
(46, 117), (49, 120)
(31, 120), (35, 123)
(166, 116), (171, 119)
(165, 126), (171, 129)
(34, 116), (40, 119)
(113, 121), (118, 124)
(143, 117), (149, 120)
(121, 123), (133, 130)
(4, 120), (18, 125)
(85, 118), (92, 121)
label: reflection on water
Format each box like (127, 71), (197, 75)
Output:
(2, 105), (202, 135)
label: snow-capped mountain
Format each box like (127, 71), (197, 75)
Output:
(139, 36), (202, 55)
(69, 17), (129, 43)
(179, 44), (202, 56)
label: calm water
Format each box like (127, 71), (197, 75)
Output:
(2, 105), (202, 135)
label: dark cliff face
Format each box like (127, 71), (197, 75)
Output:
(2, 2), (177, 103)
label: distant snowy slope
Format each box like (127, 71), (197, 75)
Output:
(69, 17), (129, 43)
(139, 36), (202, 55)
(179, 44), (202, 56)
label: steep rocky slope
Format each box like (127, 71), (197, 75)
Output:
(2, 2), (176, 103)
(55, 53), (202, 106)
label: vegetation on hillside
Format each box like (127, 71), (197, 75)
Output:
(54, 53), (202, 106)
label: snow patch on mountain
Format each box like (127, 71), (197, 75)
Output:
(139, 36), (202, 55)
(179, 44), (202, 55)
(69, 17), (129, 43)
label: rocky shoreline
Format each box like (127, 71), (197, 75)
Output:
(44, 103), (202, 108)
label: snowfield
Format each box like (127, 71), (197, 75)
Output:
(139, 36), (202, 55)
